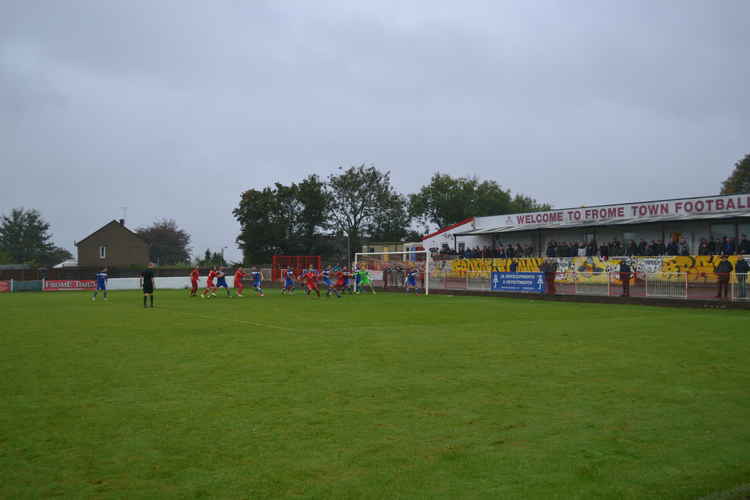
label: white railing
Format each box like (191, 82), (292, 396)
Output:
(426, 270), (750, 302)
(732, 273), (749, 301)
(569, 271), (611, 296)
(644, 272), (688, 299)
(4, 272), (749, 303)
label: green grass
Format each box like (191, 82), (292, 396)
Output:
(1, 290), (749, 499)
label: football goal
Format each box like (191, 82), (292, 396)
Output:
(353, 250), (431, 295)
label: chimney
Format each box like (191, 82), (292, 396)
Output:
(119, 219), (125, 226)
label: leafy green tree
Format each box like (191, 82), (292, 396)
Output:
(234, 187), (286, 263)
(38, 247), (73, 267)
(136, 219), (191, 265)
(720, 154), (750, 195)
(296, 175), (331, 251)
(368, 193), (411, 242)
(196, 249), (227, 267)
(0, 208), (56, 264)
(327, 165), (409, 259)
(234, 175), (330, 263)
(409, 174), (550, 229)
(0, 250), (12, 265)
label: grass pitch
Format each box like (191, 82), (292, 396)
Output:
(1, 290), (749, 499)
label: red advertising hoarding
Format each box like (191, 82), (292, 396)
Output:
(0, 281), (10, 293)
(43, 279), (97, 291)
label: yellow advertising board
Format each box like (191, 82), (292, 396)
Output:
(446, 255), (745, 283)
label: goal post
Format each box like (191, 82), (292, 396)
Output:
(353, 250), (431, 295)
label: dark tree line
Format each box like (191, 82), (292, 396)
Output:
(0, 208), (72, 266)
(135, 219), (191, 265)
(234, 166), (549, 264)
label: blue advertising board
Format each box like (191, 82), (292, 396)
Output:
(491, 272), (545, 293)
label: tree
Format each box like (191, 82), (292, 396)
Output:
(196, 249), (227, 267)
(0, 208), (56, 264)
(38, 247), (73, 267)
(295, 174), (331, 252)
(234, 186), (294, 263)
(0, 250), (12, 265)
(367, 193), (411, 242)
(327, 165), (410, 259)
(409, 174), (550, 229)
(720, 154), (750, 195)
(136, 219), (191, 265)
(233, 175), (331, 263)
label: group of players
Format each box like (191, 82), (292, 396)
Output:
(190, 264), (421, 299)
(90, 263), (421, 306)
(190, 266), (264, 298)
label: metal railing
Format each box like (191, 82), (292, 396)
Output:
(731, 273), (749, 301)
(645, 272), (688, 299)
(426, 270), (750, 302)
(3, 272), (749, 303)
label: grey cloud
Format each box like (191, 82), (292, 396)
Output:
(1, 0), (748, 260)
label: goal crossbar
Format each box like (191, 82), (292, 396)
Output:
(353, 250), (431, 295)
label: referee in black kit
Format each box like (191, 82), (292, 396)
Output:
(140, 262), (156, 308)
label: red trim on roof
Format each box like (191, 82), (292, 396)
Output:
(421, 217), (475, 241)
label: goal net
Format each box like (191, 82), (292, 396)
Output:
(353, 250), (431, 295)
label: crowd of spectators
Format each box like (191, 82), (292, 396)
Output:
(547, 236), (750, 258)
(545, 239), (689, 258)
(436, 243), (536, 259)
(433, 235), (750, 259)
(697, 236), (750, 255)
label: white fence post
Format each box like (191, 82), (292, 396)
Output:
(684, 272), (688, 300)
(425, 250), (430, 296)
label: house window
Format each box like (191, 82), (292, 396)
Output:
(99, 246), (107, 259)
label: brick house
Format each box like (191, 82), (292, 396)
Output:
(76, 220), (149, 267)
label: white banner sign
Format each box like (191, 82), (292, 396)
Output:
(486, 194), (750, 230)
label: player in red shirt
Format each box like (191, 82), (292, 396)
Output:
(234, 267), (248, 297)
(328, 268), (345, 298)
(189, 266), (200, 297)
(201, 267), (218, 298)
(303, 268), (321, 298)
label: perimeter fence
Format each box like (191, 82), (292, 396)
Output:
(426, 270), (749, 302)
(1, 271), (747, 302)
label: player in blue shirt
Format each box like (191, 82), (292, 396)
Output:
(251, 267), (264, 296)
(321, 266), (334, 296)
(92, 267), (108, 301)
(215, 268), (231, 297)
(405, 268), (418, 294)
(281, 268), (296, 295)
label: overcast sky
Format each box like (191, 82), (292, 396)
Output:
(2, 0), (748, 261)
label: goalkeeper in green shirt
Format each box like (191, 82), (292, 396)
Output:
(356, 267), (376, 294)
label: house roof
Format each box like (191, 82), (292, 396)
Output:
(75, 220), (147, 247)
(421, 217), (474, 241)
